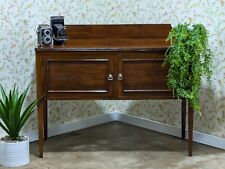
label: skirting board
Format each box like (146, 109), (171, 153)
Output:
(117, 113), (225, 150)
(24, 112), (225, 150)
(24, 114), (112, 142)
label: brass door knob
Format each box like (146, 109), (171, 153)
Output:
(118, 73), (123, 81)
(108, 74), (114, 81)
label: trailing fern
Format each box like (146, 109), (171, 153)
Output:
(164, 23), (213, 112)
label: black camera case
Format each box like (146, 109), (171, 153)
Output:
(50, 16), (67, 45)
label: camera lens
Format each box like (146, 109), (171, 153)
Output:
(42, 35), (51, 44)
(57, 29), (66, 37)
(43, 29), (51, 35)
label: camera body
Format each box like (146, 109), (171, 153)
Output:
(37, 24), (52, 46)
(50, 16), (67, 45)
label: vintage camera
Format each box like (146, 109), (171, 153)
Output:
(50, 16), (67, 45)
(37, 24), (52, 46)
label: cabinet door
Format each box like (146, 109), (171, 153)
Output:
(117, 52), (173, 99)
(45, 52), (114, 99)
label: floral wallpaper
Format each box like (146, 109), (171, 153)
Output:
(0, 0), (224, 138)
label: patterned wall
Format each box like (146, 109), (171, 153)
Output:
(0, 0), (224, 138)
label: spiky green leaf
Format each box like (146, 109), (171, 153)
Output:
(0, 84), (38, 140)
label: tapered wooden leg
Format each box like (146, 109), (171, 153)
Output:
(38, 99), (44, 158)
(188, 105), (194, 156)
(181, 99), (186, 139)
(43, 99), (48, 140)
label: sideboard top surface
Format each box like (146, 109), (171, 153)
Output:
(35, 24), (171, 52)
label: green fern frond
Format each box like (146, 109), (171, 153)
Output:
(164, 23), (213, 113)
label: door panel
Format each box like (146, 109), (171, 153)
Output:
(48, 59), (109, 91)
(45, 52), (114, 99)
(117, 52), (173, 99)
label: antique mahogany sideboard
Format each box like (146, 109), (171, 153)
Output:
(35, 24), (194, 158)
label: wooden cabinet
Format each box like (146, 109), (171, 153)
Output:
(36, 24), (193, 158)
(39, 51), (173, 100)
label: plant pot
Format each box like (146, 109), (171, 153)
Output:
(0, 136), (29, 167)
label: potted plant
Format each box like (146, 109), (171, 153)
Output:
(163, 23), (213, 112)
(0, 85), (38, 167)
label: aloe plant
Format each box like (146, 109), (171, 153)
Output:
(0, 85), (38, 140)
